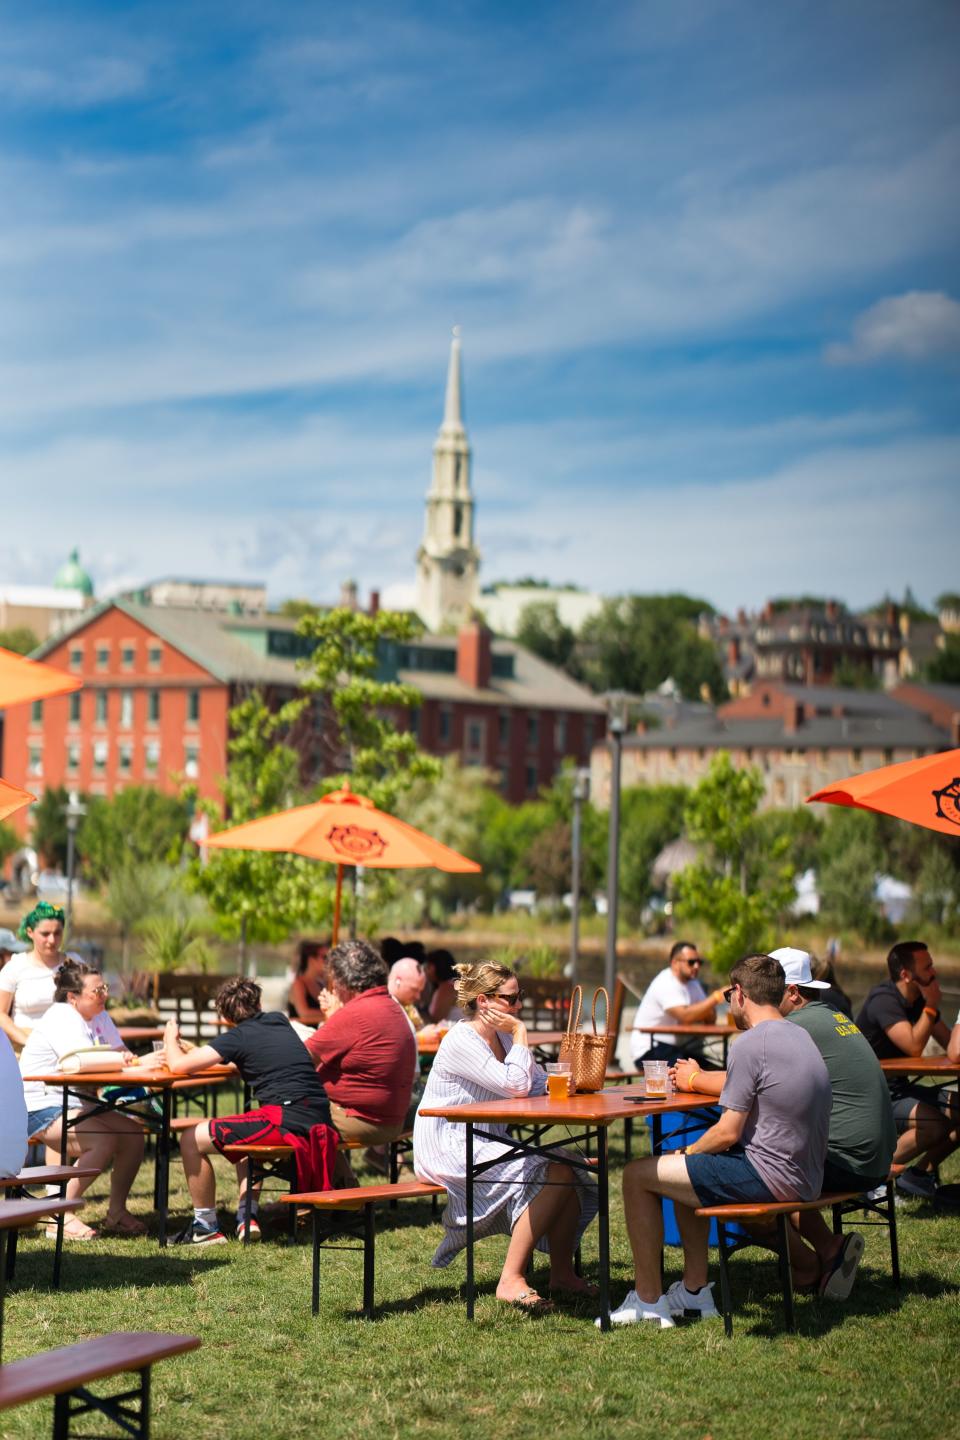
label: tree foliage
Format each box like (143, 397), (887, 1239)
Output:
(514, 601), (577, 669)
(30, 785), (71, 869)
(617, 785), (688, 921)
(574, 595), (727, 701)
(0, 822), (19, 869)
(673, 753), (795, 971)
(0, 627), (40, 655)
(925, 634), (960, 684)
(79, 787), (190, 887)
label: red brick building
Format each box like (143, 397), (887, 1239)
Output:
(2, 602), (605, 835)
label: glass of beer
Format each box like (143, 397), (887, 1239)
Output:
(546, 1062), (573, 1100)
(642, 1059), (669, 1098)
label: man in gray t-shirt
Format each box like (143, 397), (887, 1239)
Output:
(603, 952), (832, 1330)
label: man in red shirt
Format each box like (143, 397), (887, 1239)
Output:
(307, 939), (416, 1183)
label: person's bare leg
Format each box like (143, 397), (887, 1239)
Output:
(101, 1114), (146, 1226)
(497, 1163), (574, 1303)
(40, 1119), (107, 1237)
(545, 1177), (593, 1292)
(673, 1200), (712, 1292)
(622, 1155), (699, 1302)
(179, 1122), (217, 1209)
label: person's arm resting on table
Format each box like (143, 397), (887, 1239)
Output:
(665, 988), (725, 1026)
(685, 1105), (747, 1156)
(162, 1018), (222, 1076)
(672, 1057), (724, 1097)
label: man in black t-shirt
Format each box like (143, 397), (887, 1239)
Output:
(163, 977), (331, 1244)
(856, 940), (958, 1201)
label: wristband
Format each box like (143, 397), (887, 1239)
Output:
(687, 1068), (700, 1092)
(923, 1006), (940, 1021)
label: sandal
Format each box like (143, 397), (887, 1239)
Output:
(45, 1216), (98, 1241)
(101, 1213), (149, 1237)
(507, 1289), (555, 1316)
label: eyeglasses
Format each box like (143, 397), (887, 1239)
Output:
(90, 984), (109, 997)
(494, 989), (524, 1005)
(722, 985), (737, 1005)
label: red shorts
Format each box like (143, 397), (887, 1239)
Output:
(208, 1109), (287, 1152)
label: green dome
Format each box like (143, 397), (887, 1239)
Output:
(54, 548), (94, 598)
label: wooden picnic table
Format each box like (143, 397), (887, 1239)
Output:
(0, 1200), (80, 1359)
(416, 1027), (568, 1056)
(419, 1085), (713, 1331)
(879, 1056), (960, 1078)
(20, 1063), (234, 1248)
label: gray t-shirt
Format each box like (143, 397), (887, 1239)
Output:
(720, 1018), (831, 1202)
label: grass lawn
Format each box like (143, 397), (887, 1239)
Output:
(3, 1128), (959, 1440)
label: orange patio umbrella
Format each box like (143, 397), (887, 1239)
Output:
(0, 645), (82, 708)
(205, 782), (482, 942)
(0, 777), (36, 823)
(806, 748), (960, 837)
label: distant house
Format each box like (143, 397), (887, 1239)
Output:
(589, 681), (950, 811)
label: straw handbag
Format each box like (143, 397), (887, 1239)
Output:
(558, 985), (615, 1093)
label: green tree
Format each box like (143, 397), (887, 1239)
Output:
(926, 635), (960, 684)
(673, 753), (795, 971)
(191, 692), (324, 971)
(103, 861), (178, 977)
(297, 607), (441, 811)
(574, 594), (726, 700)
(514, 601), (577, 669)
(0, 822), (19, 870)
(78, 787), (190, 887)
(30, 785), (71, 869)
(617, 784), (688, 922)
(0, 627), (39, 655)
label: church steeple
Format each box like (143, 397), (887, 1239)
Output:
(415, 329), (481, 632)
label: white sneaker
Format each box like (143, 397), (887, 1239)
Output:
(665, 1279), (719, 1321)
(595, 1289), (675, 1329)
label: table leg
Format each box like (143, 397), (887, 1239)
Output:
(596, 1125), (610, 1332)
(158, 1087), (173, 1248)
(465, 1122), (475, 1321)
(53, 1086), (69, 1288)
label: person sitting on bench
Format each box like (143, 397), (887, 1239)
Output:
(674, 947), (895, 1300)
(164, 977), (334, 1245)
(607, 952), (831, 1328)
(19, 959), (146, 1239)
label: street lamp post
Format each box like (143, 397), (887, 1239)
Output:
(64, 790), (87, 936)
(604, 694), (628, 999)
(569, 768), (590, 984)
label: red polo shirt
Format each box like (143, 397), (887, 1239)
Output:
(305, 986), (416, 1127)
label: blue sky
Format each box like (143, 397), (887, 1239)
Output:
(1, 0), (958, 615)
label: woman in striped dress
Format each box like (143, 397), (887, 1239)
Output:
(413, 961), (597, 1313)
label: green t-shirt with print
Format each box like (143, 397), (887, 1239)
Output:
(787, 1001), (895, 1180)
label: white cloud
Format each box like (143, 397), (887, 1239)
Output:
(825, 291), (960, 365)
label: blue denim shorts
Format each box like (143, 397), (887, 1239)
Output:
(27, 1104), (68, 1141)
(685, 1145), (776, 1207)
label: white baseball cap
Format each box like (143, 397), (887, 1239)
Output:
(770, 946), (830, 989)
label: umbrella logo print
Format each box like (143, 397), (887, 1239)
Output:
(932, 778), (960, 827)
(326, 824), (388, 860)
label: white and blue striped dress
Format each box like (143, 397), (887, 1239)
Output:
(413, 1021), (598, 1268)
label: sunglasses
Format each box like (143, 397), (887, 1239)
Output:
(687, 957), (703, 967)
(88, 984), (109, 997)
(493, 989), (524, 1005)
(722, 985), (737, 1005)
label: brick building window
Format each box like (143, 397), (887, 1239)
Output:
(69, 693), (81, 725)
(120, 691), (134, 729)
(95, 692), (108, 725)
(526, 714), (539, 749)
(554, 715), (567, 753)
(69, 645), (83, 671)
(66, 742), (80, 774)
(147, 691), (160, 726)
(438, 705), (452, 744)
(121, 643), (135, 670)
(30, 700), (42, 725)
(118, 742), (133, 774)
(148, 644), (162, 670)
(93, 741), (108, 774)
(525, 763), (538, 794)
(464, 718), (486, 764)
(187, 690), (200, 725)
(184, 743), (199, 779)
(96, 643), (110, 671)
(498, 709), (510, 748)
(28, 745), (43, 777)
(145, 740), (160, 774)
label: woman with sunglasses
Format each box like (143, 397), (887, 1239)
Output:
(413, 960), (597, 1314)
(19, 959), (146, 1239)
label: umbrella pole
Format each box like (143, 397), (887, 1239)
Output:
(332, 864), (344, 946)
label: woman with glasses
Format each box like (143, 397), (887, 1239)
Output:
(413, 960), (597, 1314)
(19, 959), (146, 1239)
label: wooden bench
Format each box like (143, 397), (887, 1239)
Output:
(0, 1166), (99, 1288)
(0, 1332), (200, 1439)
(695, 1187), (899, 1336)
(280, 1180), (445, 1317)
